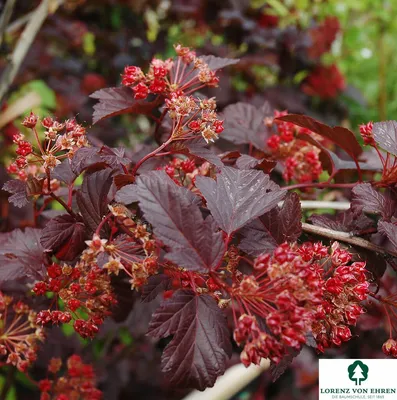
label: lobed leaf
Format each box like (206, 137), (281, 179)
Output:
(52, 159), (77, 185)
(40, 214), (87, 261)
(351, 183), (395, 220)
(373, 121), (397, 156)
(195, 166), (286, 235)
(235, 154), (277, 173)
(148, 290), (232, 390)
(200, 55), (240, 71)
(141, 274), (172, 303)
(136, 171), (224, 272)
(309, 209), (373, 234)
(378, 221), (397, 252)
(221, 102), (273, 150)
(76, 169), (114, 232)
(0, 228), (46, 282)
(239, 192), (302, 256)
(115, 184), (138, 205)
(277, 114), (362, 160)
(184, 137), (223, 167)
(2, 179), (29, 208)
(90, 87), (162, 124)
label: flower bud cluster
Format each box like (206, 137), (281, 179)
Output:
(0, 291), (44, 372)
(232, 243), (324, 365)
(33, 259), (116, 339)
(166, 95), (224, 143)
(311, 242), (369, 352)
(359, 121), (375, 146)
(8, 114), (89, 178)
(233, 242), (369, 366)
(383, 338), (397, 358)
(161, 157), (211, 189)
(267, 110), (323, 183)
(39, 354), (102, 400)
(121, 44), (218, 101)
(97, 213), (159, 290)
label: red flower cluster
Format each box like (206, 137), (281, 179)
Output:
(311, 242), (369, 352)
(165, 95), (224, 143)
(165, 158), (212, 188)
(302, 65), (346, 99)
(122, 44), (218, 101)
(8, 114), (89, 179)
(359, 121), (375, 146)
(39, 355), (102, 400)
(0, 291), (44, 372)
(267, 111), (323, 183)
(232, 243), (324, 365)
(34, 260), (116, 339)
(231, 242), (369, 366)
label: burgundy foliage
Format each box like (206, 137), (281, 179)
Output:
(1, 5), (397, 397)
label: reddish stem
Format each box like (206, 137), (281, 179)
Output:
(131, 137), (173, 176)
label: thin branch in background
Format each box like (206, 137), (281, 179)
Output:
(302, 222), (397, 258)
(5, 10), (33, 35)
(0, 0), (16, 47)
(0, 0), (63, 104)
(183, 359), (270, 400)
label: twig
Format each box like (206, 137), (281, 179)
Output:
(0, 0), (16, 47)
(302, 222), (397, 257)
(0, 91), (40, 128)
(278, 200), (351, 210)
(182, 359), (270, 400)
(300, 201), (350, 210)
(0, 0), (63, 103)
(6, 11), (33, 34)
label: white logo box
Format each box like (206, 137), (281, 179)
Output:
(319, 359), (397, 400)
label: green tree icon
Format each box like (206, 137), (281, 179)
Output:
(348, 361), (369, 385)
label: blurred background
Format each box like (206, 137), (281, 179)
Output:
(0, 0), (394, 398)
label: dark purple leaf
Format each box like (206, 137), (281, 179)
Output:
(40, 214), (86, 261)
(2, 179), (29, 208)
(52, 159), (77, 185)
(76, 169), (114, 232)
(71, 147), (103, 175)
(195, 167), (285, 235)
(236, 154), (277, 173)
(373, 121), (397, 156)
(136, 171), (224, 272)
(115, 184), (138, 205)
(0, 228), (46, 282)
(309, 209), (373, 234)
(352, 183), (395, 220)
(239, 219), (277, 256)
(239, 192), (301, 256)
(183, 137), (223, 167)
(90, 87), (161, 124)
(378, 221), (397, 251)
(221, 102), (273, 150)
(200, 55), (240, 71)
(270, 348), (301, 382)
(99, 146), (131, 168)
(276, 114), (362, 160)
(141, 274), (172, 303)
(297, 132), (378, 176)
(148, 290), (232, 390)
(26, 176), (44, 197)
